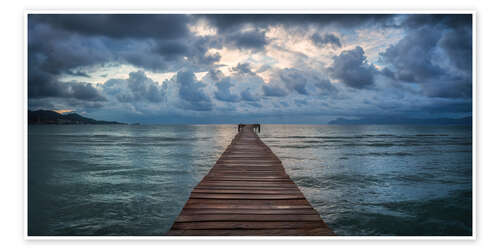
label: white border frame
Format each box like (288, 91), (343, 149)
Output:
(23, 10), (477, 241)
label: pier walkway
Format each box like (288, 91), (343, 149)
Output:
(167, 124), (334, 236)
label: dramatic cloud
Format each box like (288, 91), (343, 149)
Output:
(279, 68), (309, 95)
(176, 71), (212, 111)
(102, 71), (166, 103)
(27, 14), (473, 123)
(329, 46), (377, 89)
(31, 14), (190, 39)
(201, 14), (397, 33)
(401, 14), (472, 30)
(214, 78), (240, 102)
(29, 77), (105, 102)
(439, 27), (473, 73)
(311, 33), (342, 48)
(226, 30), (268, 51)
(313, 77), (337, 95)
(379, 14), (472, 98)
(380, 27), (443, 83)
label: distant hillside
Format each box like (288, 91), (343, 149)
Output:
(28, 110), (126, 125)
(328, 116), (473, 125)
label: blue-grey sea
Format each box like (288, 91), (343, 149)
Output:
(28, 124), (472, 236)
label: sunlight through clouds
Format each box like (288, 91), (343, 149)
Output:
(28, 14), (472, 124)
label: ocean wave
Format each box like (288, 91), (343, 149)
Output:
(415, 134), (449, 137)
(340, 143), (397, 147)
(293, 174), (381, 189)
(345, 152), (412, 156)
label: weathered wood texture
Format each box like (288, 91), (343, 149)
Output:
(167, 124), (334, 236)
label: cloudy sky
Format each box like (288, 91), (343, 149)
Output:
(28, 14), (472, 124)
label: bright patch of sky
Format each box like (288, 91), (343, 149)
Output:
(28, 14), (473, 124)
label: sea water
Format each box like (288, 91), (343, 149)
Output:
(28, 124), (472, 236)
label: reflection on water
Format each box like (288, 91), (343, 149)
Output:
(260, 125), (472, 236)
(28, 124), (472, 236)
(28, 125), (236, 236)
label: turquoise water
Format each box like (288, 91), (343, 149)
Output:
(28, 124), (472, 236)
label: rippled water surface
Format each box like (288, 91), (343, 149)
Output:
(28, 124), (472, 236)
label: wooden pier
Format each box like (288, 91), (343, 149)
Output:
(167, 124), (334, 236)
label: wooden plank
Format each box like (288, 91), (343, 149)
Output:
(184, 202), (312, 210)
(203, 177), (291, 181)
(189, 193), (305, 200)
(192, 189), (302, 194)
(207, 173), (287, 177)
(179, 208), (319, 215)
(221, 156), (278, 159)
(176, 214), (322, 222)
(218, 160), (281, 163)
(185, 199), (310, 205)
(172, 221), (327, 230)
(212, 167), (284, 171)
(205, 176), (289, 180)
(184, 200), (311, 209)
(212, 166), (284, 170)
(199, 182), (297, 187)
(207, 172), (287, 176)
(195, 185), (303, 190)
(168, 228), (334, 236)
(201, 179), (295, 184)
(214, 163), (284, 167)
(167, 124), (334, 236)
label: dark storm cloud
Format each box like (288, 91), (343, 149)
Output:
(379, 14), (472, 99)
(214, 78), (240, 102)
(421, 78), (472, 99)
(121, 52), (172, 72)
(28, 14), (220, 109)
(279, 68), (309, 95)
(27, 14), (472, 123)
(28, 20), (118, 105)
(201, 14), (396, 32)
(70, 83), (106, 101)
(28, 22), (113, 76)
(102, 71), (166, 103)
(311, 33), (342, 48)
(439, 27), (473, 73)
(29, 14), (219, 76)
(66, 70), (91, 78)
(402, 14), (472, 30)
(176, 71), (213, 111)
(120, 37), (220, 72)
(31, 14), (190, 39)
(226, 30), (268, 50)
(329, 46), (377, 89)
(154, 40), (190, 60)
(262, 84), (288, 97)
(187, 36), (222, 67)
(28, 68), (105, 102)
(379, 26), (444, 83)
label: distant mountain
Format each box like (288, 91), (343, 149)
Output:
(28, 110), (126, 125)
(328, 116), (472, 125)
